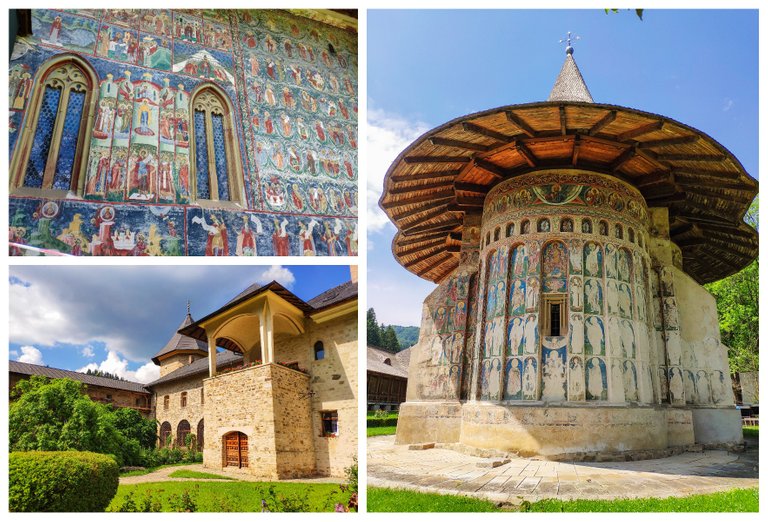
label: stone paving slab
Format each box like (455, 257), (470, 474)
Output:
(367, 435), (759, 503)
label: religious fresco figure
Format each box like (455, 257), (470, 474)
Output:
(522, 357), (537, 400)
(569, 357), (585, 401)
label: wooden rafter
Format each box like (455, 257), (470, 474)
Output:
(636, 135), (699, 149)
(515, 141), (537, 167)
(390, 169), (461, 182)
(474, 158), (507, 180)
(390, 196), (454, 221)
(454, 181), (490, 194)
(559, 105), (567, 135)
(388, 179), (452, 195)
(461, 122), (514, 143)
(587, 110), (617, 136)
(616, 120), (664, 141)
(505, 111), (536, 137)
(403, 155), (471, 164)
(381, 189), (455, 209)
(429, 136), (493, 152)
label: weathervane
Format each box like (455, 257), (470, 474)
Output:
(560, 31), (581, 55)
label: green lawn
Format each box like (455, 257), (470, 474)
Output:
(367, 425), (397, 437)
(109, 481), (349, 512)
(742, 425), (758, 438)
(367, 487), (759, 512)
(368, 487), (500, 512)
(168, 470), (235, 480)
(120, 463), (189, 477)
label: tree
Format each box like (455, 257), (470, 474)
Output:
(367, 308), (382, 347)
(381, 326), (401, 353)
(9, 376), (154, 466)
(705, 197), (758, 375)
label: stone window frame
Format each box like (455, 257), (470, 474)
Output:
(163, 394), (170, 410)
(314, 340), (325, 360)
(180, 391), (187, 408)
(320, 410), (339, 437)
(9, 54), (99, 198)
(189, 83), (246, 209)
(541, 294), (568, 338)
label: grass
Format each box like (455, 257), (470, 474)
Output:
(168, 470), (235, 480)
(367, 425), (397, 437)
(108, 481), (349, 512)
(367, 487), (500, 512)
(742, 425), (758, 438)
(367, 487), (759, 512)
(120, 463), (189, 477)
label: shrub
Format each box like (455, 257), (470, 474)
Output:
(9, 451), (119, 512)
(366, 416), (398, 428)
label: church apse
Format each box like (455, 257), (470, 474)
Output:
(386, 44), (755, 458)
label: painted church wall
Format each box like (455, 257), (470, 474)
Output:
(9, 9), (357, 256)
(475, 170), (654, 405)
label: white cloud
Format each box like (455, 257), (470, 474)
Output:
(17, 346), (44, 365)
(367, 107), (431, 233)
(80, 346), (95, 358)
(722, 98), (734, 112)
(77, 350), (160, 384)
(255, 265), (296, 287)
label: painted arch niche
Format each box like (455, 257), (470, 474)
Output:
(11, 54), (99, 194)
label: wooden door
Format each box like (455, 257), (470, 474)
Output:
(224, 432), (248, 468)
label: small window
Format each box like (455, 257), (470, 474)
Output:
(582, 218), (592, 234)
(106, 394), (113, 403)
(560, 218), (573, 233)
(493, 227), (500, 242)
(521, 220), (530, 234)
(638, 235), (644, 248)
(506, 223), (515, 237)
(181, 391), (187, 408)
(542, 296), (567, 337)
(321, 411), (338, 437)
(314, 341), (325, 360)
(628, 228), (635, 243)
(164, 395), (170, 410)
(200, 388), (204, 405)
(485, 231), (491, 246)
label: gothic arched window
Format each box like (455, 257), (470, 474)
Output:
(190, 85), (244, 204)
(10, 56), (98, 194)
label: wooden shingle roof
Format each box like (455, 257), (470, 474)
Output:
(380, 54), (758, 285)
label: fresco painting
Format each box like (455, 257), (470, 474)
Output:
(10, 9), (358, 257)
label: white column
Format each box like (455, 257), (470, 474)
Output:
(265, 300), (275, 364)
(208, 335), (217, 377)
(258, 308), (267, 363)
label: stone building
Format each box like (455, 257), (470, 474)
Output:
(380, 45), (757, 458)
(149, 273), (358, 478)
(8, 9), (357, 256)
(367, 346), (410, 411)
(9, 360), (152, 416)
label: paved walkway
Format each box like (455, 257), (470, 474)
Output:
(367, 436), (759, 504)
(120, 464), (343, 485)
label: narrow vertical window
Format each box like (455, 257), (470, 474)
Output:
(190, 87), (242, 203)
(314, 341), (325, 360)
(12, 58), (96, 193)
(321, 411), (338, 436)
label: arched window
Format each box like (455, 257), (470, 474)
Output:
(314, 341), (325, 360)
(493, 227), (500, 242)
(190, 85), (244, 204)
(614, 224), (623, 240)
(521, 219), (530, 234)
(506, 223), (515, 237)
(159, 421), (172, 447)
(598, 220), (608, 236)
(560, 218), (573, 232)
(628, 227), (635, 243)
(177, 419), (191, 448)
(10, 56), (98, 193)
(581, 218), (592, 234)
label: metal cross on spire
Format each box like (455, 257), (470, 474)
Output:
(186, 300), (191, 315)
(560, 31), (581, 55)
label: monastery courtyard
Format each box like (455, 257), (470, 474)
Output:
(367, 435), (758, 504)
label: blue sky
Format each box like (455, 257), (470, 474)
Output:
(367, 9), (758, 326)
(9, 265), (353, 382)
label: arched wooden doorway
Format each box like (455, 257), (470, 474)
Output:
(196, 419), (204, 451)
(177, 420), (191, 448)
(159, 422), (172, 447)
(223, 431), (248, 468)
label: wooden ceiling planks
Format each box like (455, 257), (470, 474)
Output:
(381, 101), (758, 284)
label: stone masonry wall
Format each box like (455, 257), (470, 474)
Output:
(278, 311), (357, 477)
(153, 376), (204, 447)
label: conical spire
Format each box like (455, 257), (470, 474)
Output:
(548, 39), (593, 103)
(150, 306), (208, 364)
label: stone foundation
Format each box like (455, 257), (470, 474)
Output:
(395, 402), (709, 459)
(691, 407), (744, 445)
(395, 401), (462, 445)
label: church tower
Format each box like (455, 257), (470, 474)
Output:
(151, 303), (209, 377)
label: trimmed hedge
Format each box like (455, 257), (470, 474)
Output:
(10, 451), (119, 512)
(366, 417), (398, 428)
